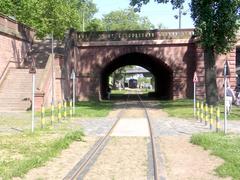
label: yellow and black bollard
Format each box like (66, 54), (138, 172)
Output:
(201, 101), (204, 123)
(196, 101), (200, 121)
(41, 105), (45, 128)
(205, 103), (208, 126)
(58, 101), (62, 122)
(64, 100), (67, 119)
(69, 100), (73, 118)
(210, 105), (213, 130)
(216, 106), (220, 132)
(51, 103), (55, 125)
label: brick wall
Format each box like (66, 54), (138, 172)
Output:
(0, 14), (34, 79)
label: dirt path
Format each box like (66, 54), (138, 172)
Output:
(158, 135), (231, 180)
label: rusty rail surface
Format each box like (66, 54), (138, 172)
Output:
(77, 29), (195, 42)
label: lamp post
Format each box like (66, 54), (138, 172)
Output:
(174, 6), (187, 29)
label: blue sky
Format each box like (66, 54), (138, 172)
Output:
(92, 0), (194, 29)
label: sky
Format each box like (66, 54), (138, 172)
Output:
(92, 0), (194, 29)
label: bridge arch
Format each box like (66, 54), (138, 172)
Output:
(100, 52), (173, 99)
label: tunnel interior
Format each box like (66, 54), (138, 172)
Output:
(100, 53), (173, 100)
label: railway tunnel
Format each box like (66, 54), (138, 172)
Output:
(100, 52), (173, 100)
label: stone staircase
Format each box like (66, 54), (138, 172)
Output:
(0, 68), (43, 111)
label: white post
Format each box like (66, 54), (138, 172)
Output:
(51, 31), (54, 105)
(32, 73), (35, 132)
(71, 70), (76, 114)
(73, 72), (76, 114)
(194, 82), (196, 117)
(224, 62), (227, 134)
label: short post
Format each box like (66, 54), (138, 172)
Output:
(41, 105), (45, 128)
(64, 100), (67, 119)
(51, 102), (55, 125)
(58, 101), (62, 122)
(205, 103), (208, 126)
(216, 106), (220, 132)
(69, 100), (73, 118)
(210, 105), (213, 130)
(201, 101), (204, 123)
(196, 101), (200, 121)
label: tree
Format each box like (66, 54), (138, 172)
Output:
(130, 0), (240, 105)
(0, 0), (97, 39)
(102, 8), (154, 31)
(191, 0), (240, 105)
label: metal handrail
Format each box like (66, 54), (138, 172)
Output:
(0, 56), (28, 87)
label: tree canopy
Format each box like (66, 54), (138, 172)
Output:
(102, 8), (154, 31)
(0, 0), (97, 39)
(130, 0), (240, 105)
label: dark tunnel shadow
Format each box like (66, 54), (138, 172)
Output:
(100, 52), (173, 101)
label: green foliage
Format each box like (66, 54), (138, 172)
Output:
(191, 133), (240, 179)
(190, 0), (240, 54)
(102, 8), (154, 31)
(130, 0), (185, 11)
(160, 99), (194, 119)
(0, 0), (97, 39)
(0, 130), (84, 179)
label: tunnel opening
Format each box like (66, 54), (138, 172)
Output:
(100, 53), (173, 100)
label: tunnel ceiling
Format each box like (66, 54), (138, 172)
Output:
(102, 53), (172, 77)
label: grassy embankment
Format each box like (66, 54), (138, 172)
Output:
(191, 133), (240, 179)
(0, 101), (113, 179)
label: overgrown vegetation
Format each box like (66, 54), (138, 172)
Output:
(191, 133), (240, 179)
(0, 129), (84, 179)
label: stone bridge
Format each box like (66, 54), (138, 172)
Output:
(64, 29), (236, 101)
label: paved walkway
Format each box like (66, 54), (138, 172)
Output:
(111, 118), (150, 137)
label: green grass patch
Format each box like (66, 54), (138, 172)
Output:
(160, 99), (193, 119)
(159, 99), (240, 120)
(36, 101), (113, 118)
(191, 133), (240, 179)
(74, 101), (112, 117)
(0, 129), (84, 179)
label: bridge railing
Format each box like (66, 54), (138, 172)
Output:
(77, 29), (195, 42)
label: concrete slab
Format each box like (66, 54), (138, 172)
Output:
(111, 118), (150, 137)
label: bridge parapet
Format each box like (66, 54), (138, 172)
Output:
(77, 29), (195, 42)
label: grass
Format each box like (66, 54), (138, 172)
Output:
(74, 101), (113, 117)
(0, 128), (84, 179)
(159, 99), (194, 119)
(36, 101), (113, 118)
(159, 99), (240, 120)
(191, 133), (240, 179)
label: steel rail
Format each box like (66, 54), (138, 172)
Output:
(136, 93), (159, 180)
(63, 94), (130, 180)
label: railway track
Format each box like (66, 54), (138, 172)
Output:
(64, 92), (160, 180)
